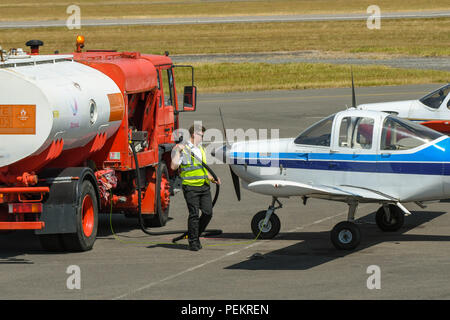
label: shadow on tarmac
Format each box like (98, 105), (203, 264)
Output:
(0, 210), (448, 265)
(224, 210), (449, 270)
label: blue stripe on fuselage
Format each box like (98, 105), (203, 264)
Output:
(229, 137), (450, 175)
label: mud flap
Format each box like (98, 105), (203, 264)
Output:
(35, 167), (99, 235)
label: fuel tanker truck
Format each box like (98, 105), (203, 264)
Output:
(0, 37), (197, 251)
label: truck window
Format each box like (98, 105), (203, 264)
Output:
(161, 68), (175, 107)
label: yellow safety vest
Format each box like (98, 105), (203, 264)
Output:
(180, 145), (210, 186)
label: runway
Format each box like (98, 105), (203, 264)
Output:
(1, 84), (450, 301)
(1, 10), (449, 29)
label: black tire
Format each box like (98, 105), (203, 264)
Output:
(376, 204), (404, 232)
(251, 210), (281, 239)
(61, 180), (98, 252)
(145, 162), (170, 227)
(330, 221), (361, 250)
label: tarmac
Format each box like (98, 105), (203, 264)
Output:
(1, 84), (450, 301)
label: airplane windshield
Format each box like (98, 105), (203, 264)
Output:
(419, 84), (450, 109)
(294, 115), (335, 147)
(381, 116), (443, 150)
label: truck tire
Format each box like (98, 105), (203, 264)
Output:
(145, 162), (170, 227)
(61, 180), (98, 251)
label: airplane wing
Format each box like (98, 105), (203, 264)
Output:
(246, 180), (395, 202)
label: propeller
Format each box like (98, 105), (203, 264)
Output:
(218, 107), (241, 201)
(351, 67), (356, 109)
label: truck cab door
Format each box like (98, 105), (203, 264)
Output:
(158, 67), (176, 144)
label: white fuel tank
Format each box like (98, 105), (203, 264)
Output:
(0, 55), (124, 168)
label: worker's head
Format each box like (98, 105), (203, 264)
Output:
(189, 123), (206, 146)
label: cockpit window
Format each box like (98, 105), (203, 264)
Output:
(419, 84), (450, 109)
(294, 115), (334, 147)
(339, 116), (374, 149)
(381, 116), (443, 150)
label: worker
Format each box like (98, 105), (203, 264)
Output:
(171, 124), (221, 251)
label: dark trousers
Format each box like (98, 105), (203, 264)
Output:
(182, 183), (213, 245)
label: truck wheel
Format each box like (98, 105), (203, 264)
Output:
(61, 180), (98, 251)
(145, 162), (170, 227)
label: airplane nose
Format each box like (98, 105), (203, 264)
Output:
(211, 144), (229, 164)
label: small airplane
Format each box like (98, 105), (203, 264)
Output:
(213, 107), (450, 250)
(358, 83), (450, 134)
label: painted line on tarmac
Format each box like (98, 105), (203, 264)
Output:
(112, 240), (260, 300)
(113, 204), (370, 299)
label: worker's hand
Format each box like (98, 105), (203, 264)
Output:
(175, 144), (185, 152)
(212, 177), (221, 185)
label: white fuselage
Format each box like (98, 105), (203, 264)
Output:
(224, 110), (450, 203)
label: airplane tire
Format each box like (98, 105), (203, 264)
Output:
(375, 205), (404, 232)
(251, 210), (281, 239)
(330, 221), (361, 250)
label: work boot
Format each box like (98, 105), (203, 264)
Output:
(188, 242), (201, 251)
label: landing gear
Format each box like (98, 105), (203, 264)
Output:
(331, 221), (361, 250)
(251, 197), (282, 239)
(330, 202), (361, 250)
(375, 204), (404, 232)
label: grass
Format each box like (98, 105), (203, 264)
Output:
(0, 0), (448, 21)
(1, 19), (449, 57)
(172, 62), (450, 93)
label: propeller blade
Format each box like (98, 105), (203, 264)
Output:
(219, 107), (230, 148)
(230, 166), (241, 201)
(218, 107), (241, 201)
(351, 67), (356, 109)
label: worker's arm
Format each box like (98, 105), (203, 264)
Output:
(170, 144), (185, 171)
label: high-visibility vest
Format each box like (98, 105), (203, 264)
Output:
(180, 145), (210, 186)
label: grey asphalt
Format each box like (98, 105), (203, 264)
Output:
(1, 84), (450, 301)
(1, 10), (449, 29)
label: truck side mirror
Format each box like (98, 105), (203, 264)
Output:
(183, 86), (197, 112)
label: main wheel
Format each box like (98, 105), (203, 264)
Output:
(330, 221), (361, 250)
(61, 180), (98, 252)
(376, 204), (404, 232)
(251, 210), (281, 239)
(145, 161), (170, 227)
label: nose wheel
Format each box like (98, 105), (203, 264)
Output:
(251, 197), (282, 239)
